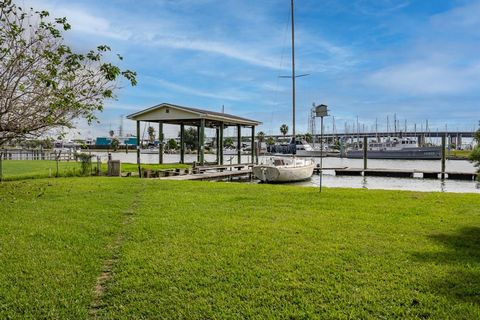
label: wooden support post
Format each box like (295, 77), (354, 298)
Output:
(237, 124), (241, 164)
(251, 126), (255, 164)
(441, 134), (446, 179)
(180, 124), (185, 164)
(215, 127), (220, 165)
(136, 121), (141, 178)
(197, 125), (201, 163)
(158, 121), (164, 164)
(363, 136), (368, 170)
(220, 122), (224, 165)
(199, 119), (205, 165)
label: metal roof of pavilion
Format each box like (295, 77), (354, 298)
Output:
(127, 103), (261, 127)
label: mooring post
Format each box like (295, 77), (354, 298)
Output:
(56, 151), (60, 177)
(96, 156), (101, 176)
(363, 136), (368, 170)
(441, 134), (446, 179)
(136, 121), (141, 178)
(319, 115), (325, 193)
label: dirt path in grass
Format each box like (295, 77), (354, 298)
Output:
(88, 183), (143, 318)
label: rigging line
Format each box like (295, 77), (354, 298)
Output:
(141, 122), (148, 146)
(269, 6), (292, 134)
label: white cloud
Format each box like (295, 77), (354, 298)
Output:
(153, 78), (255, 102)
(430, 1), (480, 32)
(368, 62), (480, 95)
(21, 0), (131, 40)
(149, 36), (286, 70)
(23, 0), (355, 73)
(366, 1), (480, 97)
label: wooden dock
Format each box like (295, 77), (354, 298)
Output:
(157, 163), (254, 181)
(333, 168), (477, 180)
(152, 164), (477, 181)
(160, 169), (252, 181)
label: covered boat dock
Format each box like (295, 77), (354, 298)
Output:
(127, 103), (262, 168)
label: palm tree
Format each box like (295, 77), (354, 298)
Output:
(257, 131), (265, 143)
(256, 131), (265, 156)
(280, 124), (289, 141)
(304, 132), (313, 143)
(147, 126), (155, 143)
(108, 130), (114, 137)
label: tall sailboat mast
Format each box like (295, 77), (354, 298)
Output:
(291, 0), (296, 141)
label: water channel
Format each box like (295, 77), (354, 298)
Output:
(96, 151), (480, 194)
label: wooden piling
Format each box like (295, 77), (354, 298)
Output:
(441, 134), (446, 179)
(363, 136), (368, 170)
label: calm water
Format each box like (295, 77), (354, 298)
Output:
(95, 151), (480, 194)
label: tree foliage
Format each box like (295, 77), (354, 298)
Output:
(147, 126), (155, 143)
(304, 133), (313, 143)
(469, 129), (480, 180)
(280, 124), (288, 137)
(110, 137), (119, 151)
(266, 136), (275, 146)
(75, 152), (93, 176)
(224, 137), (234, 148)
(181, 127), (198, 150)
(0, 1), (137, 145)
(256, 131), (265, 143)
(167, 138), (177, 150)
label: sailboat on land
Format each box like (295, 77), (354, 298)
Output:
(253, 0), (315, 183)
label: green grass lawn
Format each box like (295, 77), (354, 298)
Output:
(0, 160), (189, 181)
(0, 178), (479, 318)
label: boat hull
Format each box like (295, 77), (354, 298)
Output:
(347, 147), (442, 160)
(252, 162), (315, 182)
(141, 149), (160, 154)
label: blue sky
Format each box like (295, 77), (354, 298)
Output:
(23, 0), (480, 138)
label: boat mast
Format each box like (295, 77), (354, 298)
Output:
(291, 0), (296, 141)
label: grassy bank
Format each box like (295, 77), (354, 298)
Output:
(0, 160), (189, 181)
(448, 150), (473, 159)
(0, 178), (479, 318)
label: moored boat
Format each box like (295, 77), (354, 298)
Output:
(252, 0), (315, 183)
(253, 157), (315, 182)
(347, 137), (442, 159)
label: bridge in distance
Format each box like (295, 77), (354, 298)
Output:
(268, 131), (476, 140)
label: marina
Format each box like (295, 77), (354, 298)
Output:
(86, 151), (480, 193)
(2, 0), (480, 319)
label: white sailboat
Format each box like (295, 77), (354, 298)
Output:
(253, 0), (315, 183)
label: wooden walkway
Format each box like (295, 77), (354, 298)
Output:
(154, 164), (477, 181)
(160, 169), (252, 181)
(334, 168), (477, 180)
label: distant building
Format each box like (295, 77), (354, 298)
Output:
(95, 136), (137, 146)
